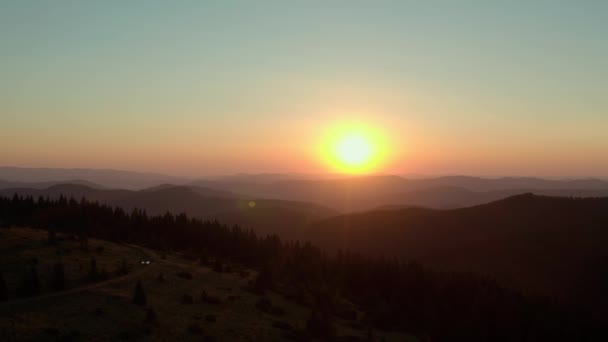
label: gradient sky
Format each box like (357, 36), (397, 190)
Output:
(1, 1), (607, 177)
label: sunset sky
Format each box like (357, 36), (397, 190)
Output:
(1, 1), (607, 177)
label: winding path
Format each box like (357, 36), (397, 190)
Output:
(0, 244), (159, 311)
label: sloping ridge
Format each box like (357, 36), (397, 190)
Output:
(305, 193), (608, 300)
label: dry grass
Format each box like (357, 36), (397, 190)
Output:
(0, 227), (416, 341)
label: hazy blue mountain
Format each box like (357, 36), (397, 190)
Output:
(0, 179), (105, 190)
(191, 175), (608, 211)
(0, 167), (188, 189)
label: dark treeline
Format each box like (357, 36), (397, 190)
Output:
(1, 194), (605, 341)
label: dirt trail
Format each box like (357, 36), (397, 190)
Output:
(0, 244), (159, 311)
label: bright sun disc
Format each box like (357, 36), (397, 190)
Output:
(320, 122), (386, 174)
(335, 134), (372, 167)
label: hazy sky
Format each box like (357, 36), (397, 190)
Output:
(1, 1), (607, 177)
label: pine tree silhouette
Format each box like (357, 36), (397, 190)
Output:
(89, 258), (98, 282)
(306, 308), (335, 340)
(0, 272), (7, 301)
(52, 262), (66, 291)
(133, 279), (147, 306)
(16, 267), (40, 298)
(47, 227), (57, 245)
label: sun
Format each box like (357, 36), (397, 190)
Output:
(335, 134), (372, 167)
(320, 121), (386, 174)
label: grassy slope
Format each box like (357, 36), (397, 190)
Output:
(0, 227), (146, 298)
(0, 227), (415, 341)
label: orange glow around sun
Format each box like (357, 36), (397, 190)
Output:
(320, 121), (387, 174)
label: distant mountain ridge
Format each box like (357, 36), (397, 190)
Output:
(0, 183), (336, 237)
(190, 175), (608, 211)
(4, 167), (608, 211)
(0, 179), (106, 190)
(0, 167), (188, 189)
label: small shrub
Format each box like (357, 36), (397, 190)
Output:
(48, 228), (57, 245)
(256, 297), (273, 313)
(212, 260), (223, 273)
(117, 331), (138, 340)
(336, 308), (357, 321)
(255, 297), (285, 316)
(188, 323), (202, 334)
(99, 268), (109, 281)
(176, 271), (193, 280)
(199, 253), (209, 266)
(200, 290), (222, 305)
(252, 266), (274, 294)
(0, 272), (8, 301)
(271, 306), (286, 316)
(133, 280), (147, 306)
(79, 234), (89, 251)
(272, 321), (294, 331)
(51, 262), (66, 291)
(181, 294), (194, 304)
(306, 309), (335, 340)
(117, 259), (129, 276)
(66, 330), (81, 340)
(43, 328), (60, 336)
(144, 309), (157, 325)
(183, 252), (197, 261)
(89, 258), (98, 282)
(16, 267), (40, 298)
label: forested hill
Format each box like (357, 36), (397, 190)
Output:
(1, 195), (606, 341)
(305, 194), (608, 304)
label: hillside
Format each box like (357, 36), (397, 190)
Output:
(2, 196), (604, 341)
(305, 194), (608, 308)
(0, 227), (405, 341)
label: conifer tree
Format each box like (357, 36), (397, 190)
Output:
(89, 257), (98, 282)
(117, 258), (129, 276)
(16, 267), (40, 298)
(133, 279), (147, 306)
(30, 266), (40, 295)
(52, 262), (66, 291)
(306, 308), (335, 340)
(47, 227), (57, 245)
(0, 272), (7, 301)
